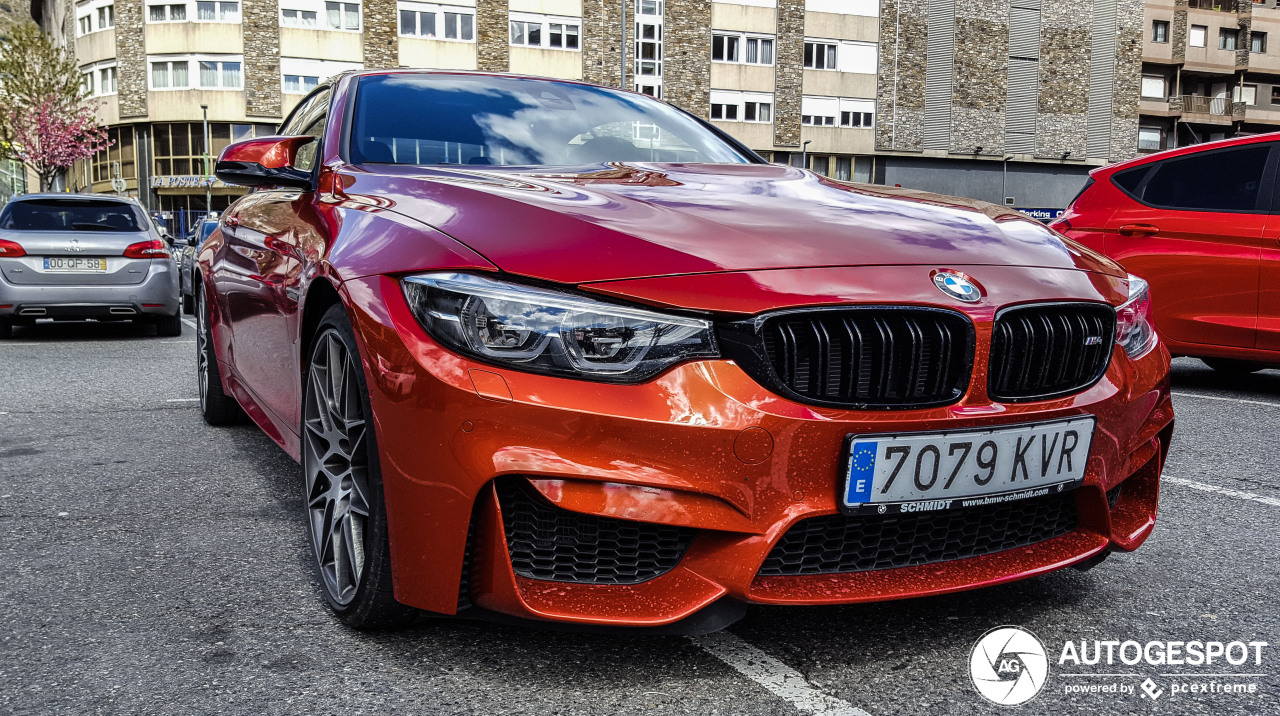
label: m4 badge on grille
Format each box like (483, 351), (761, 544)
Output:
(932, 271), (982, 303)
(1083, 336), (1103, 345)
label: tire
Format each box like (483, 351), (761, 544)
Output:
(196, 287), (246, 425)
(155, 311), (183, 337)
(182, 293), (195, 315)
(0, 318), (10, 339)
(1202, 357), (1272, 375)
(302, 304), (416, 629)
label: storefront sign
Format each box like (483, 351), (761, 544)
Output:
(1014, 207), (1066, 222)
(151, 175), (223, 189)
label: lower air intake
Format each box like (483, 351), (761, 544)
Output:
(496, 479), (695, 585)
(758, 490), (1078, 576)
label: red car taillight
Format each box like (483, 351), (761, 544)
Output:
(0, 238), (26, 257)
(123, 239), (170, 259)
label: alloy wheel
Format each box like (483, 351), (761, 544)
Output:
(302, 331), (371, 605)
(196, 290), (209, 409)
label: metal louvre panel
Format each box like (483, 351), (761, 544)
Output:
(923, 0), (956, 151)
(758, 489), (1078, 576)
(1086, 0), (1118, 158)
(988, 303), (1117, 402)
(1008, 8), (1041, 59)
(1006, 57), (1040, 154)
(757, 308), (974, 409)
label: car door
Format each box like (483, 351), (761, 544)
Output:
(216, 88), (330, 426)
(1102, 142), (1273, 350)
(1259, 215), (1280, 353)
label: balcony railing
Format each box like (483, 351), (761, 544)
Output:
(1187, 0), (1237, 11)
(1179, 95), (1231, 115)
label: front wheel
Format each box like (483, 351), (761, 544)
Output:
(302, 305), (415, 629)
(1202, 357), (1272, 375)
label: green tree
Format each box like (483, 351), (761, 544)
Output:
(0, 21), (106, 191)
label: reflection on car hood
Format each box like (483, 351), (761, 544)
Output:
(341, 162), (1124, 284)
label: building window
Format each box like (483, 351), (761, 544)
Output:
(804, 41), (837, 70)
(443, 10), (473, 39)
(1252, 31), (1267, 53)
(1152, 20), (1168, 43)
(744, 100), (772, 122)
(78, 16), (92, 35)
(325, 1), (360, 30)
(196, 1), (240, 21)
(149, 56), (242, 90)
(1137, 127), (1162, 151)
(1220, 28), (1238, 51)
(1272, 86), (1280, 104)
(91, 127), (137, 184)
(710, 91), (774, 123)
(712, 32), (774, 65)
(1141, 75), (1167, 99)
(1235, 83), (1258, 104)
(148, 3), (187, 21)
(802, 114), (835, 126)
(281, 8), (318, 26)
(1189, 25), (1207, 48)
(510, 15), (579, 49)
(711, 102), (738, 120)
(840, 110), (873, 127)
(638, 0), (661, 14)
(284, 74), (319, 93)
(198, 59), (242, 89)
(150, 60), (190, 88)
(97, 65), (118, 95)
(98, 4), (115, 28)
(400, 9), (435, 36)
(81, 70), (94, 96)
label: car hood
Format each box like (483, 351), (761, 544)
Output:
(338, 162), (1123, 285)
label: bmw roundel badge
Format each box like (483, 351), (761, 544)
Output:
(932, 271), (982, 303)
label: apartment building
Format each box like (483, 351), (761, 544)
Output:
(35, 0), (1146, 215)
(1140, 0), (1280, 152)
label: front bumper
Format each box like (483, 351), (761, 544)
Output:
(0, 260), (180, 319)
(344, 274), (1174, 626)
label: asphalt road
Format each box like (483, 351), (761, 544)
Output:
(1, 320), (1277, 716)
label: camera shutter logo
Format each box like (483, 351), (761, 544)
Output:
(970, 626), (1050, 706)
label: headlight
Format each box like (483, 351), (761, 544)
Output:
(1116, 274), (1157, 359)
(402, 272), (718, 382)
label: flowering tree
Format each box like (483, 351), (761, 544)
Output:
(0, 22), (110, 191)
(9, 98), (112, 192)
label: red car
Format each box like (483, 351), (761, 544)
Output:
(1054, 133), (1280, 373)
(198, 71), (1173, 631)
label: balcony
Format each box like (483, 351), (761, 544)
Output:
(1187, 0), (1237, 11)
(1178, 95), (1232, 115)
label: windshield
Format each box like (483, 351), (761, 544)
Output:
(350, 74), (754, 167)
(0, 199), (144, 232)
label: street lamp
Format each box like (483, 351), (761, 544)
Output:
(201, 104), (211, 218)
(802, 139), (813, 170)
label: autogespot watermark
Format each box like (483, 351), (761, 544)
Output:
(968, 627), (1269, 706)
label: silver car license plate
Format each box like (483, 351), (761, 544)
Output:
(841, 416), (1095, 514)
(44, 257), (107, 272)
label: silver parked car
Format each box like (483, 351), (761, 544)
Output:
(0, 194), (182, 338)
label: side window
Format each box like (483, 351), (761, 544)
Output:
(1138, 145), (1272, 213)
(284, 88), (331, 172)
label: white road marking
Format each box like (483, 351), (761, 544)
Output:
(1171, 391), (1280, 409)
(691, 632), (872, 716)
(181, 318), (197, 330)
(166, 398), (199, 402)
(1164, 474), (1280, 509)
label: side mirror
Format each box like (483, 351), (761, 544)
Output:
(214, 135), (316, 189)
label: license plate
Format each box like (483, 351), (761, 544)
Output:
(44, 257), (106, 272)
(841, 417), (1096, 514)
